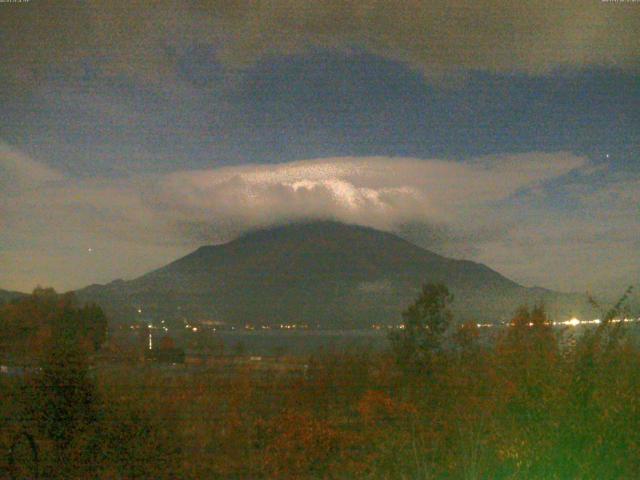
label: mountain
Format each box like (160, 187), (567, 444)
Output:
(0, 288), (27, 304)
(76, 221), (595, 327)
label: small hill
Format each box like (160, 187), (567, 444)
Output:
(0, 288), (27, 304)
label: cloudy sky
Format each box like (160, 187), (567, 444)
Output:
(1, 0), (639, 295)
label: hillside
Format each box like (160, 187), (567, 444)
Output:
(0, 288), (27, 304)
(76, 222), (594, 327)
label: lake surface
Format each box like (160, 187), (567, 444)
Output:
(216, 329), (390, 355)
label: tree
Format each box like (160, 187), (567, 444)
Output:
(389, 283), (453, 373)
(454, 320), (480, 353)
(0, 289), (109, 476)
(77, 303), (108, 352)
(499, 304), (554, 352)
(32, 322), (96, 449)
(0, 288), (108, 359)
(494, 303), (560, 472)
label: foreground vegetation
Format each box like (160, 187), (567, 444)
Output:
(1, 287), (639, 479)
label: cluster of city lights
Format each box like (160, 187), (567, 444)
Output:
(374, 317), (640, 331)
(135, 305), (639, 338)
(552, 317), (638, 327)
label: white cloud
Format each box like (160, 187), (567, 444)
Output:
(154, 153), (586, 228)
(0, 144), (64, 193)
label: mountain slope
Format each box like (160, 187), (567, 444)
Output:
(77, 222), (593, 327)
(0, 288), (27, 304)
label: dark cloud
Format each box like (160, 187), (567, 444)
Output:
(209, 0), (640, 76)
(2, 0), (638, 102)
